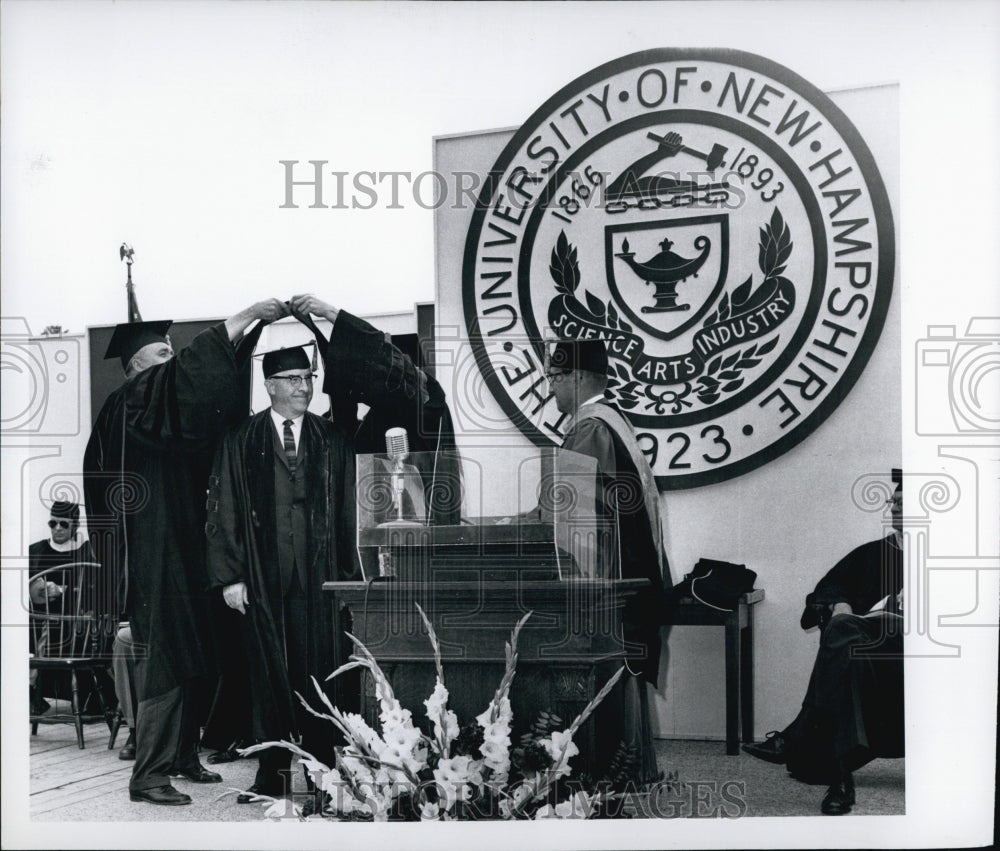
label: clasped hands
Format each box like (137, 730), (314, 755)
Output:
(244, 294), (340, 326)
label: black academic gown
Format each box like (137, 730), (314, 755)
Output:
(206, 410), (360, 752)
(324, 309), (461, 525)
(801, 535), (904, 629)
(83, 324), (250, 701)
(784, 535), (905, 783)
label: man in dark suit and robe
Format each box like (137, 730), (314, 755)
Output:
(201, 299), (463, 770)
(206, 345), (360, 802)
(83, 300), (286, 806)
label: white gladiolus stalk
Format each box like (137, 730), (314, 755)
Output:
(415, 603), (460, 758)
(476, 611), (530, 783)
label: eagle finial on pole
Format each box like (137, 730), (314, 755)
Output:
(120, 243), (142, 323)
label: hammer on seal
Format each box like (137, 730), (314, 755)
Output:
(647, 131), (727, 170)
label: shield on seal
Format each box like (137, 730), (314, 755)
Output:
(604, 214), (729, 342)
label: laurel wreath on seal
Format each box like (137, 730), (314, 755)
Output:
(548, 208), (792, 413)
(550, 231), (635, 334)
(692, 208), (791, 405)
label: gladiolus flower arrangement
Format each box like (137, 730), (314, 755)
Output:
(237, 604), (624, 821)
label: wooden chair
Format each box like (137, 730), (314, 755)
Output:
(29, 560), (117, 749)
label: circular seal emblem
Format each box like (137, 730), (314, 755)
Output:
(463, 49), (894, 489)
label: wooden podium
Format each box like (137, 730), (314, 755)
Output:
(324, 565), (648, 774)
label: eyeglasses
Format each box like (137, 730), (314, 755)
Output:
(48, 520), (72, 529)
(268, 374), (316, 389)
(545, 370), (573, 384)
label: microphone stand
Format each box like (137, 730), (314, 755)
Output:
(380, 428), (421, 528)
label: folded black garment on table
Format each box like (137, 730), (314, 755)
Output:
(670, 558), (757, 612)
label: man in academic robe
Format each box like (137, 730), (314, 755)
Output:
(200, 298), (462, 766)
(544, 339), (672, 782)
(289, 294), (461, 526)
(742, 472), (904, 815)
(206, 345), (361, 802)
(82, 300), (287, 806)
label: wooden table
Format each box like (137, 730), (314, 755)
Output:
(665, 589), (764, 754)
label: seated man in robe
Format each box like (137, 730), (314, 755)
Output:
(28, 500), (107, 715)
(743, 470), (904, 815)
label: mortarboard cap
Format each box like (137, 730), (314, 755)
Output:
(262, 345), (312, 378)
(104, 320), (173, 370)
(50, 501), (80, 522)
(548, 339), (609, 375)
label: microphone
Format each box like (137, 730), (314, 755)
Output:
(383, 428), (419, 526)
(385, 427), (409, 465)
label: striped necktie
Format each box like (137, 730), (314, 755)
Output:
(282, 419), (297, 473)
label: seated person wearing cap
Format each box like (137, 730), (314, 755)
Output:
(543, 339), (671, 784)
(743, 473), (904, 815)
(29, 500), (103, 715)
(207, 344), (361, 803)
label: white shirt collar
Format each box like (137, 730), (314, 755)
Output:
(49, 533), (84, 553)
(579, 393), (606, 408)
(270, 409), (304, 450)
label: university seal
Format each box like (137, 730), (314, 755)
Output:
(463, 49), (894, 489)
